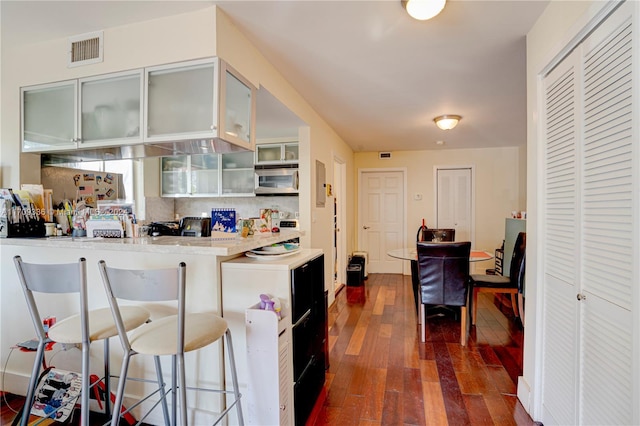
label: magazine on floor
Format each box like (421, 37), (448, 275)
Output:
(31, 369), (82, 422)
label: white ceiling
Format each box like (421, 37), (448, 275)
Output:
(1, 0), (549, 152)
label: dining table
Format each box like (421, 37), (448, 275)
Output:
(387, 246), (494, 317)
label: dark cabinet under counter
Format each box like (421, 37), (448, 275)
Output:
(291, 254), (326, 425)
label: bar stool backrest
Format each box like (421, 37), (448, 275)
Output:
(98, 260), (187, 352)
(14, 256), (89, 343)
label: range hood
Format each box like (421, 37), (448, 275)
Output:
(41, 139), (247, 164)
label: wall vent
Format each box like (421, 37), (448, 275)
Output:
(379, 152), (392, 159)
(68, 31), (103, 67)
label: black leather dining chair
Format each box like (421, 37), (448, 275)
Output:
(417, 227), (456, 242)
(469, 232), (526, 325)
(416, 241), (471, 345)
(411, 227), (457, 316)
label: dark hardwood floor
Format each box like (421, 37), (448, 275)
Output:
(2, 272), (532, 426)
(312, 272), (533, 426)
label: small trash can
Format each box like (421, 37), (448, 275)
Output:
(347, 264), (363, 286)
(350, 255), (366, 281)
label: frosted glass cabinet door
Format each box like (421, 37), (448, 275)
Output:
(161, 156), (189, 196)
(219, 61), (256, 150)
(146, 59), (217, 140)
(22, 81), (77, 152)
(256, 145), (282, 164)
(190, 154), (220, 196)
(221, 151), (255, 195)
(80, 71), (143, 145)
(283, 143), (299, 163)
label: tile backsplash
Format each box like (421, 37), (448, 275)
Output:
(145, 196), (299, 223)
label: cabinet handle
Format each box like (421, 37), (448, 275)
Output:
(279, 405), (286, 411)
(577, 293), (587, 301)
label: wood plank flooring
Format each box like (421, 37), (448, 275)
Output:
(312, 272), (533, 426)
(2, 272), (532, 426)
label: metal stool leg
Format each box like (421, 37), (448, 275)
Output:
(20, 341), (46, 426)
(225, 329), (244, 426)
(153, 355), (171, 426)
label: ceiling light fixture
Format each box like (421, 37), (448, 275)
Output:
(434, 114), (461, 130)
(402, 0), (446, 21)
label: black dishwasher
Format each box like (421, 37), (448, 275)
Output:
(291, 253), (326, 426)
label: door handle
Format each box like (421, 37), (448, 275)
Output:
(363, 225), (370, 229)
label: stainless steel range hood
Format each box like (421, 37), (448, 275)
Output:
(41, 139), (247, 164)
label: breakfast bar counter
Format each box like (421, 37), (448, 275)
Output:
(0, 230), (303, 425)
(0, 229), (303, 256)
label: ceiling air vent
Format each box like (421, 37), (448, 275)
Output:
(68, 31), (103, 67)
(379, 152), (392, 159)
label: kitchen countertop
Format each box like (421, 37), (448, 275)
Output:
(0, 230), (303, 256)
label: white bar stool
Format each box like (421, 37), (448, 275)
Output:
(13, 256), (152, 426)
(98, 260), (244, 426)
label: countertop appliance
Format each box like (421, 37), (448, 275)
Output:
(148, 221), (180, 236)
(273, 218), (299, 230)
(179, 217), (211, 237)
(255, 165), (299, 195)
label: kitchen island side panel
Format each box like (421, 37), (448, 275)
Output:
(0, 242), (233, 425)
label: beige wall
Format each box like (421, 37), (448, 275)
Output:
(0, 7), (218, 188)
(354, 146), (526, 267)
(214, 9), (355, 305)
(523, 0), (603, 420)
(0, 6), (356, 307)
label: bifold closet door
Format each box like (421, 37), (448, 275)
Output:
(541, 47), (580, 426)
(541, 2), (637, 425)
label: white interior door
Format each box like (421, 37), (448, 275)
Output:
(358, 170), (405, 274)
(436, 168), (472, 243)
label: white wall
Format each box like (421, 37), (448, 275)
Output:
(522, 0), (604, 420)
(355, 146), (526, 273)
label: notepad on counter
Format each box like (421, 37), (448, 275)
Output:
(211, 208), (237, 240)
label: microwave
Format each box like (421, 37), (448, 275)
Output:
(255, 166), (299, 195)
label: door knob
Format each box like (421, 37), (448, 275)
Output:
(363, 225), (370, 229)
(576, 293), (587, 301)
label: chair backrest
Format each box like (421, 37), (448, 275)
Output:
(509, 232), (526, 292)
(14, 256), (89, 343)
(417, 227), (455, 242)
(98, 260), (186, 350)
(416, 241), (471, 306)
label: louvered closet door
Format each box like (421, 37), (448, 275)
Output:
(541, 2), (636, 425)
(579, 3), (634, 424)
(541, 50), (580, 426)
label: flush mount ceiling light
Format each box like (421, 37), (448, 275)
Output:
(402, 0), (447, 21)
(434, 114), (461, 130)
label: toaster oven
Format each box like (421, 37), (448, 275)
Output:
(179, 217), (211, 237)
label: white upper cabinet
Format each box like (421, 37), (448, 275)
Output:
(79, 70), (143, 147)
(22, 57), (256, 153)
(161, 151), (255, 198)
(255, 141), (299, 165)
(22, 80), (78, 152)
(145, 58), (256, 150)
(21, 70), (143, 152)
